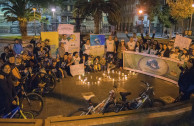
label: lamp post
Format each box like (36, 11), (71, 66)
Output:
(51, 8), (56, 31)
(32, 8), (36, 36)
(190, 4), (194, 31)
(138, 10), (144, 32)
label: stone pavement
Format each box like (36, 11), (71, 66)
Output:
(37, 70), (179, 119)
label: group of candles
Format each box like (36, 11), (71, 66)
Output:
(78, 70), (137, 86)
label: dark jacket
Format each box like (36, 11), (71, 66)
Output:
(178, 67), (194, 93)
(0, 73), (16, 114)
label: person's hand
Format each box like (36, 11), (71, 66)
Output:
(12, 100), (17, 105)
(0, 75), (4, 79)
(125, 31), (128, 34)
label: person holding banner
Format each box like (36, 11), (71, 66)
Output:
(82, 39), (91, 61)
(106, 36), (116, 59)
(127, 38), (136, 51)
(57, 42), (66, 61)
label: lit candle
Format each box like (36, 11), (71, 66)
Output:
(122, 73), (124, 76)
(113, 79), (115, 82)
(79, 75), (81, 80)
(112, 70), (114, 73)
(98, 81), (100, 84)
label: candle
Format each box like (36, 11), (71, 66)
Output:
(98, 81), (100, 84)
(112, 70), (114, 73)
(79, 75), (81, 80)
(122, 73), (124, 76)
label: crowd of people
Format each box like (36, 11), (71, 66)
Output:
(0, 31), (194, 116)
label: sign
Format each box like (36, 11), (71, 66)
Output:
(123, 51), (183, 84)
(174, 35), (192, 50)
(89, 45), (105, 57)
(58, 24), (74, 34)
(70, 64), (85, 76)
(90, 34), (106, 46)
(41, 32), (59, 58)
(59, 33), (80, 53)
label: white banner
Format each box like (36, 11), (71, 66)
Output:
(70, 64), (85, 76)
(174, 35), (192, 50)
(58, 24), (74, 34)
(59, 33), (80, 53)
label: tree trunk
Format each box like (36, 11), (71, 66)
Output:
(19, 21), (27, 37)
(94, 13), (101, 34)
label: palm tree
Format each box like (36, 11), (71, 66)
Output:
(1, 0), (41, 37)
(73, 0), (121, 34)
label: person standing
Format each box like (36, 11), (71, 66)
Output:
(127, 38), (136, 51)
(178, 59), (194, 101)
(13, 38), (23, 55)
(82, 39), (91, 61)
(117, 39), (127, 69)
(0, 64), (17, 115)
(57, 42), (66, 61)
(106, 36), (116, 58)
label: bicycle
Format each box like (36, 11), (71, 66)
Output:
(115, 81), (165, 112)
(1, 99), (34, 119)
(30, 68), (56, 95)
(68, 84), (130, 116)
(17, 74), (44, 117)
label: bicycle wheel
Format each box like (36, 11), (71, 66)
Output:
(151, 99), (166, 107)
(45, 74), (56, 92)
(19, 112), (34, 119)
(20, 93), (44, 117)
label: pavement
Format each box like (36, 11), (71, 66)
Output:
(37, 69), (179, 119)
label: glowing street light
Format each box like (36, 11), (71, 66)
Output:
(139, 10), (143, 14)
(51, 8), (56, 17)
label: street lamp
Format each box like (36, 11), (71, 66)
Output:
(139, 10), (143, 14)
(51, 8), (56, 31)
(190, 4), (194, 31)
(138, 10), (144, 32)
(51, 8), (56, 17)
(32, 8), (36, 36)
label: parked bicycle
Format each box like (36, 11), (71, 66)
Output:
(68, 83), (131, 116)
(17, 74), (44, 117)
(115, 81), (165, 112)
(0, 98), (34, 119)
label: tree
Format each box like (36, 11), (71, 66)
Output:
(167, 0), (193, 20)
(167, 0), (194, 33)
(73, 0), (121, 34)
(158, 5), (177, 28)
(1, 0), (41, 37)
